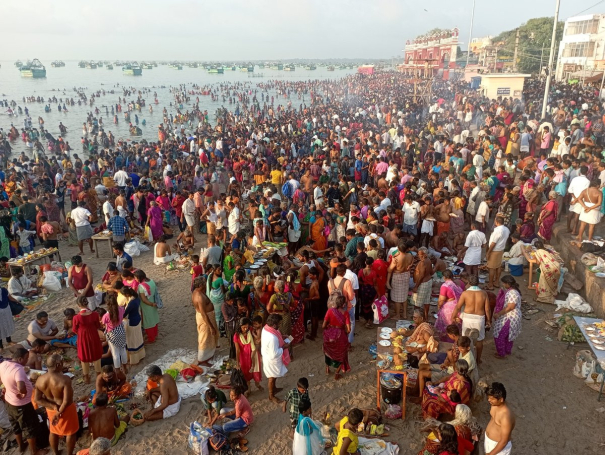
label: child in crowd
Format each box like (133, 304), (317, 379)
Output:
(190, 254), (204, 291)
(283, 377), (310, 433)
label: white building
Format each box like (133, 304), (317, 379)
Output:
(556, 14), (605, 81)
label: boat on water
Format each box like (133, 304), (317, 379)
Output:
(122, 64), (142, 76)
(258, 63), (265, 69)
(327, 65), (335, 71)
(169, 63), (183, 70)
(20, 59), (46, 78)
(284, 64), (295, 71)
(188, 62), (198, 68)
(142, 63), (153, 69)
(78, 61), (86, 68)
(86, 61), (97, 69)
(15, 60), (23, 68)
(240, 64), (254, 72)
(106, 64), (114, 70)
(51, 60), (65, 67)
(208, 66), (224, 74)
(305, 64), (317, 70)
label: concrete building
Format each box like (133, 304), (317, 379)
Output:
(556, 13), (605, 81)
(398, 28), (459, 80)
(479, 74), (530, 100)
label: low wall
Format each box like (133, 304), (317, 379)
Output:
(552, 222), (605, 318)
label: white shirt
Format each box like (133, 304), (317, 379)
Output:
(489, 225), (510, 252)
(463, 230), (487, 265)
(102, 200), (114, 221)
(71, 207), (91, 227)
(403, 201), (421, 225)
(113, 170), (129, 187)
(261, 328), (288, 378)
(475, 201), (490, 222)
(313, 186), (324, 203)
(228, 207), (240, 234)
(344, 269), (359, 306)
(568, 174), (589, 199)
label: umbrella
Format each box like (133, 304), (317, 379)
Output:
(188, 136), (194, 141)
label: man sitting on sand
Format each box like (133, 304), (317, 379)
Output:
(94, 365), (130, 404)
(88, 392), (128, 446)
(144, 365), (181, 420)
(34, 354), (79, 455)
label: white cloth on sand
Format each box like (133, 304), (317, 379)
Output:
(155, 395), (182, 419)
(261, 328), (288, 378)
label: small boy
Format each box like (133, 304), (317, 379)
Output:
(190, 255), (204, 291)
(283, 377), (310, 432)
(49, 308), (78, 349)
(88, 392), (129, 446)
(16, 225), (36, 254)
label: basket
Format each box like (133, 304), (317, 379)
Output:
(130, 408), (145, 426)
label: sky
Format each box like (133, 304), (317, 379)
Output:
(0, 0), (600, 61)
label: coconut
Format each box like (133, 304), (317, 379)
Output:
(393, 347), (402, 354)
(390, 331), (397, 339)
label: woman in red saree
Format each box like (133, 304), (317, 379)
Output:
(537, 191), (558, 242)
(371, 250), (389, 297)
(285, 272), (305, 345)
(234, 318), (263, 392)
(322, 295), (351, 380)
(310, 211), (327, 251)
(421, 359), (472, 420)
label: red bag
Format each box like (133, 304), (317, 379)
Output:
(180, 368), (197, 383)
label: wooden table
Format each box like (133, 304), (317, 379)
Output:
(9, 250), (62, 277)
(91, 234), (114, 258)
(573, 316), (605, 401)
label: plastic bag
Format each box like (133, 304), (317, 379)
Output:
(188, 421), (210, 455)
(293, 418), (325, 455)
(42, 271), (62, 292)
(124, 241), (141, 257)
(584, 361), (604, 392)
(574, 350), (594, 378)
(144, 226), (153, 243)
(384, 404), (402, 419)
(230, 368), (249, 394)
(372, 295), (389, 325)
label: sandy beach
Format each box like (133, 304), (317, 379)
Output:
(1, 232), (603, 455)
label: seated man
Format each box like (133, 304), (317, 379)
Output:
(17, 311), (59, 351)
(49, 308), (78, 350)
(94, 365), (130, 404)
(88, 392), (128, 446)
(401, 309), (434, 363)
(144, 365), (181, 421)
(76, 436), (112, 455)
(8, 268), (38, 300)
(174, 228), (195, 253)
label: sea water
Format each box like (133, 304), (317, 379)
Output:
(0, 61), (355, 155)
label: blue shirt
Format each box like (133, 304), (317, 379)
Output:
(123, 297), (142, 326)
(129, 173), (140, 188)
(108, 215), (129, 237)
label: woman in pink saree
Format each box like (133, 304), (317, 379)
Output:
(537, 191), (558, 242)
(146, 201), (164, 240)
(435, 270), (464, 340)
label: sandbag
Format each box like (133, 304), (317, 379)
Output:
(42, 271), (62, 292)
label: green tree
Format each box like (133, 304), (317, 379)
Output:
(493, 17), (564, 74)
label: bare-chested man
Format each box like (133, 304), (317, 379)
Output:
(34, 354), (78, 455)
(485, 382), (515, 455)
(434, 198), (451, 238)
(114, 190), (127, 217)
(430, 231), (453, 257)
(419, 196), (435, 247)
(411, 247), (434, 320)
(192, 277), (219, 366)
(575, 180), (603, 242)
(387, 239), (413, 319)
(88, 392), (128, 446)
(451, 274), (492, 364)
(93, 365), (127, 404)
(144, 365), (181, 421)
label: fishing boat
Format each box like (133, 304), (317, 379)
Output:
(20, 59), (46, 78)
(284, 64), (295, 71)
(169, 63), (183, 70)
(86, 61), (97, 69)
(51, 61), (65, 67)
(304, 64), (317, 70)
(14, 60), (23, 68)
(142, 63), (153, 69)
(188, 62), (198, 68)
(327, 65), (335, 71)
(106, 64), (114, 70)
(122, 63), (142, 76)
(258, 63), (265, 69)
(208, 65), (224, 74)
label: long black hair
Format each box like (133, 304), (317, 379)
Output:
(501, 274), (520, 291)
(438, 423), (459, 454)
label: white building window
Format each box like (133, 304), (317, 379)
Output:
(562, 41), (596, 57)
(566, 19), (599, 35)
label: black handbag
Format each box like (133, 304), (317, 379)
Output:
(9, 299), (25, 316)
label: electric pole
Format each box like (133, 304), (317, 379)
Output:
(541, 0), (561, 119)
(540, 42), (545, 76)
(513, 28), (520, 72)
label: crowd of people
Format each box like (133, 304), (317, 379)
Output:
(0, 69), (604, 454)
